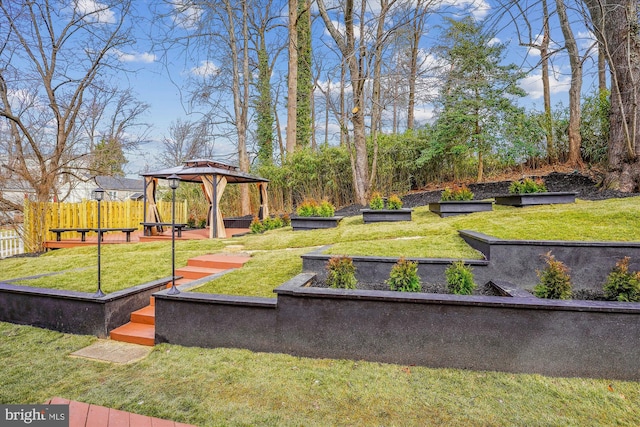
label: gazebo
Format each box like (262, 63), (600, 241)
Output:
(141, 159), (269, 238)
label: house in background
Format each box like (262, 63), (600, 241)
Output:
(67, 176), (144, 202)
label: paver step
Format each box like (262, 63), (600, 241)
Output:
(109, 322), (155, 346)
(130, 305), (155, 325)
(187, 254), (251, 269)
(175, 265), (225, 279)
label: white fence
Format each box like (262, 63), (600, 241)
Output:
(0, 229), (24, 259)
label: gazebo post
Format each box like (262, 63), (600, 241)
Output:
(212, 173), (217, 239)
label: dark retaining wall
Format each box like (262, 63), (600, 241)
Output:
(153, 273), (640, 380)
(301, 246), (489, 284)
(302, 233), (640, 291)
(460, 230), (640, 290)
(0, 278), (170, 337)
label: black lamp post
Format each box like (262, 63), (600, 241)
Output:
(167, 174), (181, 295)
(92, 188), (105, 298)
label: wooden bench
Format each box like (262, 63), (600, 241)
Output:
(49, 228), (91, 242)
(140, 222), (188, 237)
(93, 227), (138, 242)
(49, 227), (138, 242)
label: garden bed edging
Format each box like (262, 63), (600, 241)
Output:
(0, 278), (171, 337)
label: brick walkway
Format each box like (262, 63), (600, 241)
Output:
(46, 397), (197, 427)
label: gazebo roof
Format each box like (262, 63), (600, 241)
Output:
(141, 159), (269, 184)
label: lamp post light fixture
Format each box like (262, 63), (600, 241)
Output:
(92, 188), (105, 298)
(167, 174), (181, 295)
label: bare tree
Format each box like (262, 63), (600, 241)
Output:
(158, 119), (212, 166)
(0, 0), (140, 247)
(286, 0), (298, 156)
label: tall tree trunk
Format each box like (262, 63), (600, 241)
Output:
(541, 0), (555, 162)
(286, 0), (298, 156)
(584, 0), (640, 190)
(556, 0), (583, 167)
(317, 0), (371, 204)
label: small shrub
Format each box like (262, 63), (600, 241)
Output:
(281, 213), (291, 226)
(603, 257), (640, 302)
(509, 177), (548, 194)
(533, 252), (572, 299)
(249, 216), (264, 234)
(387, 194), (403, 210)
(296, 198), (319, 217)
(445, 260), (476, 295)
(326, 256), (357, 289)
(386, 257), (421, 292)
(250, 215), (286, 234)
(317, 200), (336, 217)
(369, 192), (385, 210)
(440, 185), (474, 201)
(187, 216), (196, 228)
(197, 218), (207, 228)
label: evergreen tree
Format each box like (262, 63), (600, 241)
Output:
(433, 17), (526, 182)
(91, 138), (126, 176)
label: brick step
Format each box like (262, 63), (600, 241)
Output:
(130, 305), (155, 325)
(174, 265), (225, 280)
(109, 322), (155, 346)
(187, 254), (251, 269)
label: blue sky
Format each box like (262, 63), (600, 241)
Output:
(114, 0), (596, 176)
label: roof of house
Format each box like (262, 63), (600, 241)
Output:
(95, 176), (144, 192)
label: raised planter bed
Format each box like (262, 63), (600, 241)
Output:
(154, 271), (640, 381)
(361, 208), (413, 223)
(290, 216), (343, 231)
(494, 192), (577, 207)
(428, 201), (493, 217)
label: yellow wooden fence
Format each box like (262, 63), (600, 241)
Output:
(23, 199), (188, 252)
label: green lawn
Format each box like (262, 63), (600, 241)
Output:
(3, 197), (640, 294)
(1, 322), (639, 426)
(2, 197), (640, 424)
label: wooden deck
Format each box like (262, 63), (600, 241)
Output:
(44, 228), (250, 249)
(45, 397), (196, 427)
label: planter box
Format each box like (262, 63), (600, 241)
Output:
(290, 216), (343, 231)
(428, 201), (493, 217)
(361, 208), (413, 223)
(494, 192), (577, 207)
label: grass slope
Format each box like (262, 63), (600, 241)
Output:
(3, 197), (640, 294)
(1, 322), (638, 426)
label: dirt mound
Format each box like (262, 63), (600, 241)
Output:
(335, 171), (638, 216)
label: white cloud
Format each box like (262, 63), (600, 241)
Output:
(437, 0), (491, 20)
(519, 70), (571, 100)
(74, 0), (116, 24)
(190, 60), (219, 77)
(170, 0), (203, 30)
(114, 50), (156, 63)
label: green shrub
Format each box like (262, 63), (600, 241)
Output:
(296, 199), (319, 217)
(533, 252), (572, 299)
(445, 260), (476, 295)
(250, 217), (265, 234)
(440, 185), (474, 201)
(198, 218), (207, 228)
(603, 257), (640, 302)
(369, 192), (385, 210)
(317, 200), (336, 217)
(250, 215), (287, 234)
(326, 256), (357, 289)
(187, 216), (196, 228)
(387, 194), (403, 210)
(386, 257), (421, 292)
(509, 178), (547, 194)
